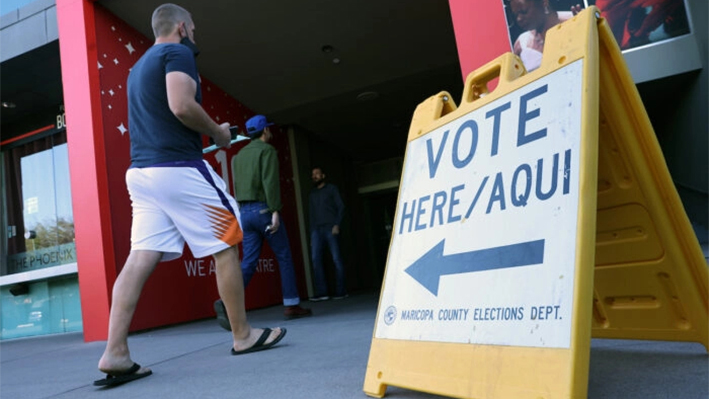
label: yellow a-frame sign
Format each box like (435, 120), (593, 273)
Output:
(363, 7), (708, 399)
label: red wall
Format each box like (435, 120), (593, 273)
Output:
(58, 0), (116, 342)
(93, 5), (307, 332)
(448, 0), (512, 81)
(59, 1), (306, 340)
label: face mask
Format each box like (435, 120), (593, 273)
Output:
(180, 37), (200, 58)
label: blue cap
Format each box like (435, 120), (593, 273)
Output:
(245, 115), (274, 136)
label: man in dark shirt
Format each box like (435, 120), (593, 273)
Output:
(94, 4), (285, 387)
(214, 114), (311, 325)
(308, 167), (347, 301)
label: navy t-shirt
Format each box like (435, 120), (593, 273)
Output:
(127, 43), (203, 167)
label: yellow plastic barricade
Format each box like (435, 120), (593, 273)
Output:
(363, 7), (707, 399)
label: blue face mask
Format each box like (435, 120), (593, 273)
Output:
(180, 37), (200, 58)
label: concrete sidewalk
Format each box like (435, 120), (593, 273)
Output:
(1, 292), (707, 399)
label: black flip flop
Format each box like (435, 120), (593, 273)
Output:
(93, 363), (152, 387)
(231, 327), (287, 355)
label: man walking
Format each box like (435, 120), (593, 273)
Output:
(308, 167), (347, 301)
(94, 4), (285, 387)
(215, 115), (311, 328)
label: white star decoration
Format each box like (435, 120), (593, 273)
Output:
(216, 116), (220, 121)
(108, 105), (112, 110)
(113, 58), (119, 65)
(125, 42), (135, 54)
(117, 123), (127, 135)
(111, 26), (116, 31)
(98, 61), (103, 69)
(109, 89), (115, 96)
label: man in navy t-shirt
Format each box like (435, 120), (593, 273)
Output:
(94, 4), (286, 388)
(127, 41), (204, 167)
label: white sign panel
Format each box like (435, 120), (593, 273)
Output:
(375, 60), (584, 349)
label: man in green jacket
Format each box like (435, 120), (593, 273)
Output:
(215, 115), (311, 325)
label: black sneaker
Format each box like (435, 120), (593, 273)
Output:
(214, 299), (231, 331)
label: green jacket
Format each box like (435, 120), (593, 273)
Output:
(232, 139), (283, 212)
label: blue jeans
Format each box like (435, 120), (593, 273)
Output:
(239, 202), (300, 306)
(311, 225), (346, 297)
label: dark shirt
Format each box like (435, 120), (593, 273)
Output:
(127, 43), (202, 168)
(232, 139), (282, 212)
(309, 183), (344, 229)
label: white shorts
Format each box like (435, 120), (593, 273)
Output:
(126, 160), (242, 261)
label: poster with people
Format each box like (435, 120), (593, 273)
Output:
(589, 0), (691, 50)
(502, 0), (692, 72)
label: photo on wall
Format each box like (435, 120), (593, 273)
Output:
(502, 0), (693, 73)
(502, 0), (588, 72)
(588, 0), (691, 51)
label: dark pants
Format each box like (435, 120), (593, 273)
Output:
(310, 225), (346, 297)
(240, 202), (300, 306)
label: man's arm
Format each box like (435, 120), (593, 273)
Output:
(261, 148), (283, 233)
(261, 148), (283, 213)
(166, 71), (230, 147)
(333, 185), (345, 225)
(332, 185), (345, 235)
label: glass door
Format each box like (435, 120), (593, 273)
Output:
(3, 131), (76, 275)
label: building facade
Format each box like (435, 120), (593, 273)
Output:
(1, 0), (706, 341)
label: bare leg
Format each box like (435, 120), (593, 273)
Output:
(98, 250), (161, 373)
(213, 246), (283, 350)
